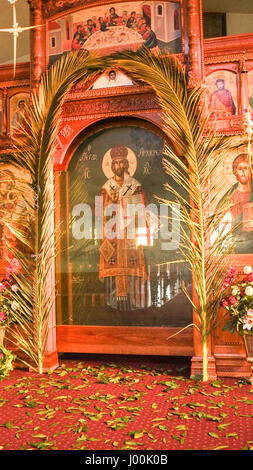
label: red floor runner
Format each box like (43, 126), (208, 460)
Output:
(0, 354), (252, 451)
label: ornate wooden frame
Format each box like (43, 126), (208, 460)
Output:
(0, 63), (30, 137)
(54, 85), (194, 358)
(7, 88), (30, 136)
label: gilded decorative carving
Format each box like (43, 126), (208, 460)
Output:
(0, 137), (13, 150)
(68, 83), (150, 100)
(28, 0), (44, 89)
(205, 53), (253, 66)
(186, 0), (203, 87)
(27, 0), (42, 11)
(41, 0), (89, 17)
(0, 80), (29, 89)
(59, 124), (74, 138)
(62, 93), (159, 119)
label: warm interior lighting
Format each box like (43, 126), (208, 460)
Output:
(0, 0), (42, 77)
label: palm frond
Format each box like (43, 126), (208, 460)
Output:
(107, 49), (243, 381)
(2, 51), (108, 372)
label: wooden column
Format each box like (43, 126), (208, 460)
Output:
(54, 170), (72, 326)
(2, 88), (8, 136)
(185, 0), (204, 87)
(27, 0), (44, 90)
(239, 55), (249, 114)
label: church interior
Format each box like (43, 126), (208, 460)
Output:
(0, 0), (253, 453)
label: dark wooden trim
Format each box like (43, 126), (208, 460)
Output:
(56, 325), (194, 356)
(0, 62), (30, 85)
(204, 33), (253, 59)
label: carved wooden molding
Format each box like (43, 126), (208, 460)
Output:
(40, 0), (85, 17)
(27, 0), (42, 11)
(186, 0), (203, 86)
(0, 62), (30, 85)
(62, 92), (160, 120)
(204, 33), (253, 54)
(205, 53), (253, 66)
(0, 81), (30, 90)
(67, 83), (152, 100)
(41, 0), (167, 19)
(0, 136), (13, 151)
(204, 128), (243, 137)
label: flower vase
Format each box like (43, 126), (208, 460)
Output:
(0, 326), (5, 346)
(243, 334), (253, 386)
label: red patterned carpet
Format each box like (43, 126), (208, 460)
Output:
(0, 354), (252, 452)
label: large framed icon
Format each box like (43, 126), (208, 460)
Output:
(56, 122), (194, 356)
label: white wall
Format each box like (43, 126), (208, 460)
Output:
(203, 0), (253, 14)
(0, 0), (30, 65)
(226, 13), (253, 36)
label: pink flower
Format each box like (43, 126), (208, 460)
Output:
(222, 266), (238, 289)
(221, 298), (229, 308)
(245, 272), (253, 282)
(0, 353), (3, 360)
(228, 295), (238, 305)
(0, 311), (6, 322)
(6, 258), (21, 275)
(0, 283), (6, 292)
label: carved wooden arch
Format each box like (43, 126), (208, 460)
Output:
(205, 67), (239, 82)
(56, 114), (180, 172)
(54, 114), (194, 357)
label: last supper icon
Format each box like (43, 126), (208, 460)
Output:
(48, 2), (182, 66)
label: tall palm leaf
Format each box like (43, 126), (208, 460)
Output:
(107, 49), (244, 380)
(0, 51), (108, 372)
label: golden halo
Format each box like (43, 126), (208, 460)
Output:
(102, 147), (137, 179)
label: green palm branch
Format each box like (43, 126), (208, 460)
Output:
(107, 49), (244, 381)
(0, 51), (108, 372)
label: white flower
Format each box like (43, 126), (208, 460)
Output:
(246, 309), (253, 319)
(11, 284), (18, 292)
(245, 286), (253, 297)
(242, 309), (253, 331)
(243, 265), (253, 274)
(243, 318), (253, 331)
(231, 286), (240, 296)
(11, 300), (19, 311)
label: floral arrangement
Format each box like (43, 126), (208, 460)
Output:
(0, 258), (21, 328)
(221, 265), (253, 336)
(0, 345), (16, 381)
